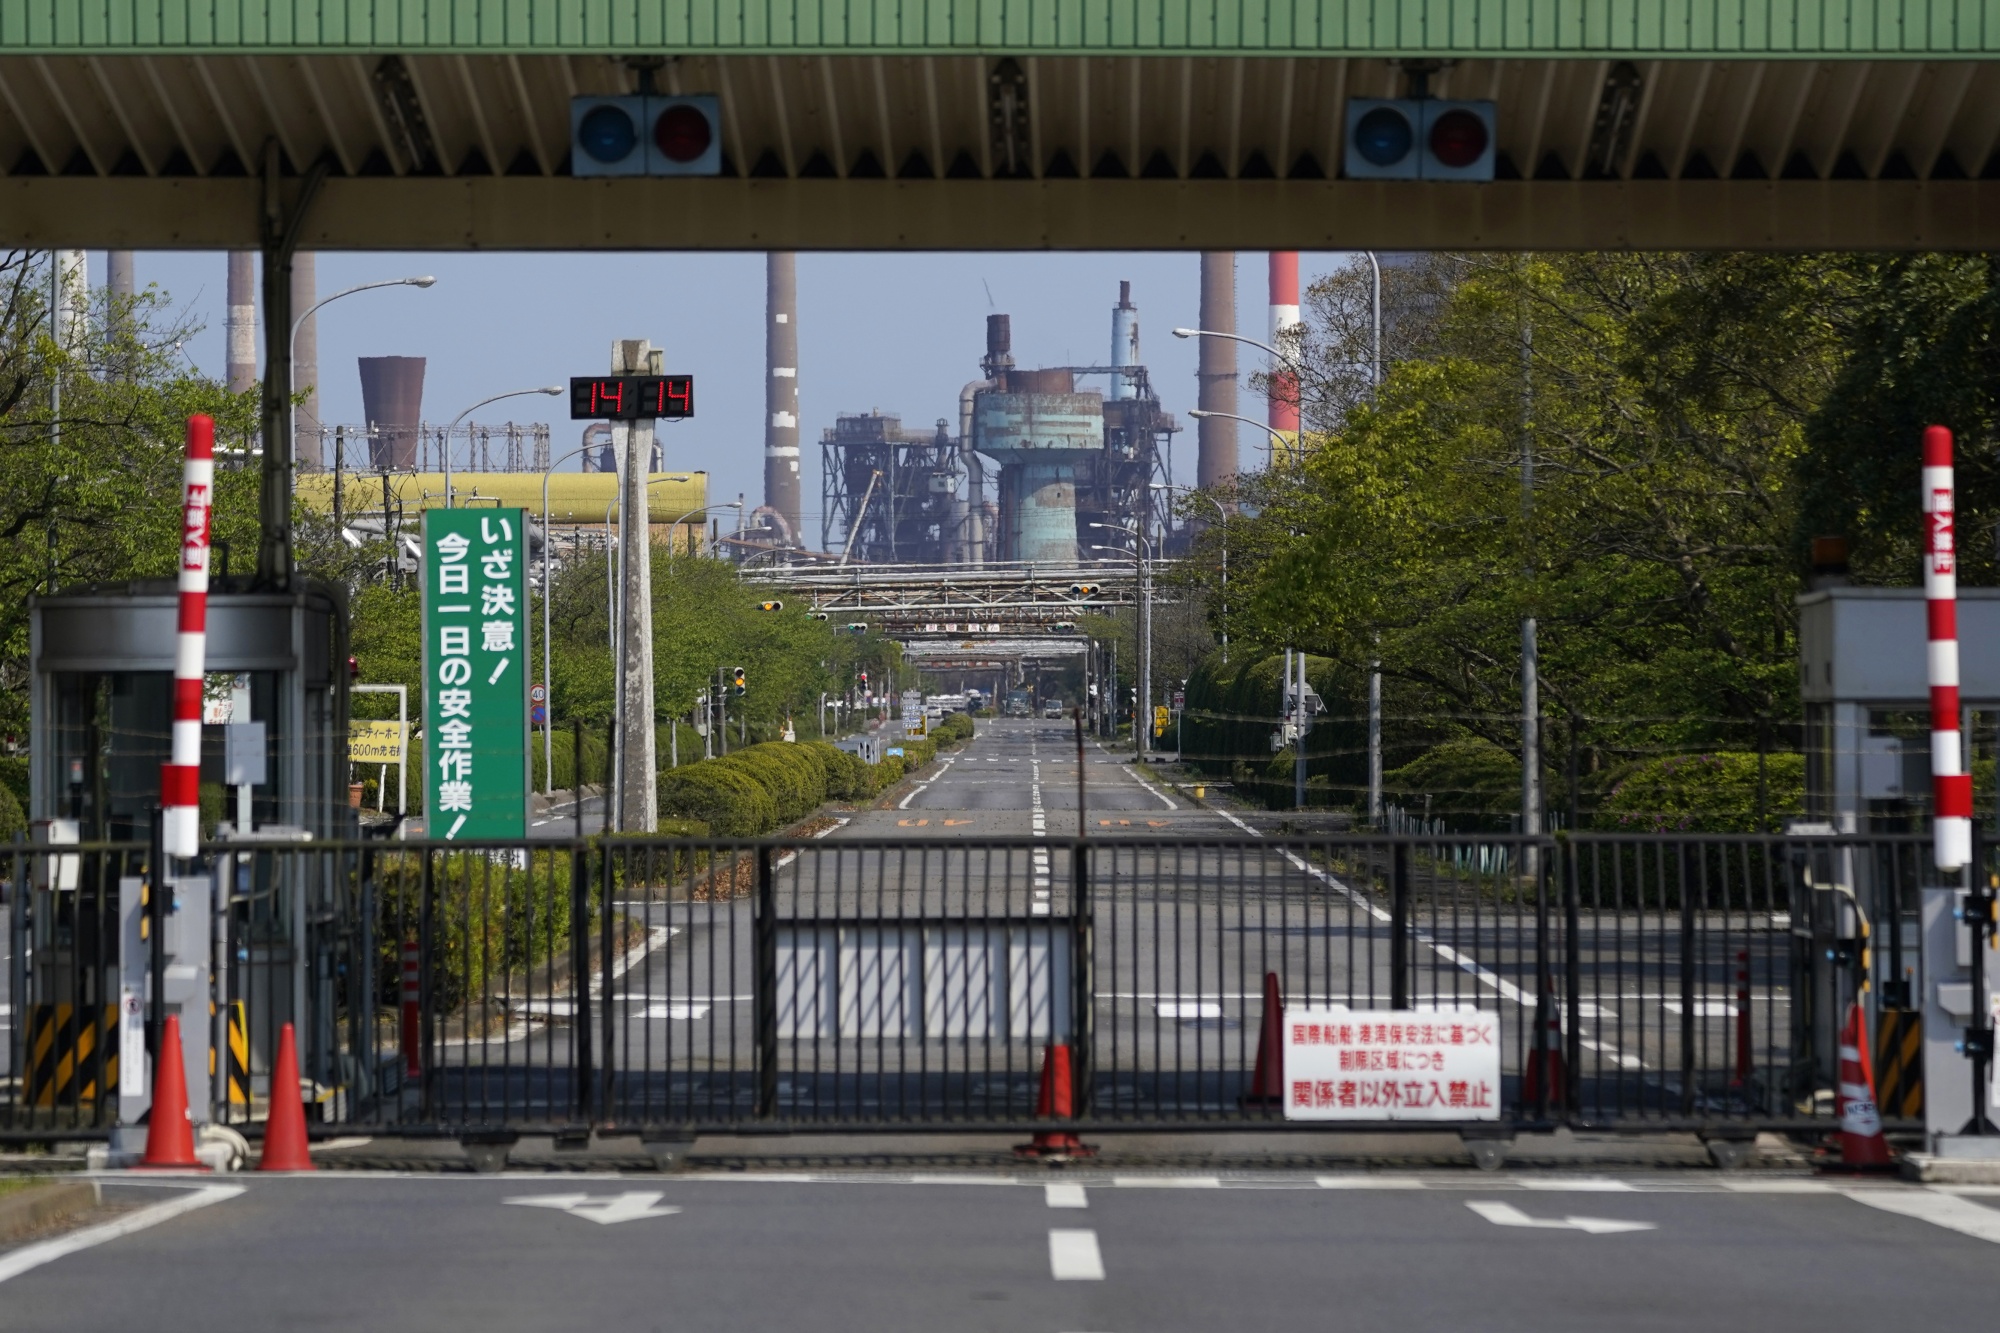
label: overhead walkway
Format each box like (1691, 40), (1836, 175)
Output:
(2, 1), (1998, 249)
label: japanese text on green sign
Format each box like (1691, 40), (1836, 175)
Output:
(423, 508), (528, 839)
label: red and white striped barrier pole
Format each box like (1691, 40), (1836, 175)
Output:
(1924, 425), (1973, 872)
(160, 414), (214, 859)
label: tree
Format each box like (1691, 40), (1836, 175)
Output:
(0, 250), (261, 739)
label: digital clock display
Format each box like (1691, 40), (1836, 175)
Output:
(569, 375), (695, 420)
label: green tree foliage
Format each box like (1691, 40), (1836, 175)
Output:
(0, 251), (263, 738)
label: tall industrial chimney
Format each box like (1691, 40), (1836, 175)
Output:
(106, 252), (134, 301)
(1110, 281), (1139, 400)
(291, 253), (320, 471)
(358, 356), (426, 470)
(1268, 253), (1299, 459)
(765, 253), (802, 542)
(226, 252), (257, 394)
(1197, 252), (1238, 488)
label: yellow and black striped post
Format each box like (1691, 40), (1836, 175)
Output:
(224, 1002), (252, 1108)
(24, 1004), (118, 1110)
(1875, 1008), (1924, 1119)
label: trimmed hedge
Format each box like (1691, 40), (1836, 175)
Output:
(656, 717), (975, 836)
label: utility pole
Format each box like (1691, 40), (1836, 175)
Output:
(1520, 316), (1542, 856)
(1368, 660), (1383, 826)
(615, 339), (659, 832)
(1137, 509), (1153, 760)
(1291, 649), (1310, 810)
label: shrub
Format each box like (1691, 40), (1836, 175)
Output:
(0, 781), (22, 842)
(1593, 752), (1805, 834)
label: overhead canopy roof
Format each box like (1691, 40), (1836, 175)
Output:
(3, 1), (1996, 249)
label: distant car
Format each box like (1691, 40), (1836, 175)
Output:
(1042, 700), (1066, 719)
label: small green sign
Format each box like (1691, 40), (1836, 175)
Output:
(422, 507), (528, 839)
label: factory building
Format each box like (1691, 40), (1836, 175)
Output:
(817, 282), (1177, 567)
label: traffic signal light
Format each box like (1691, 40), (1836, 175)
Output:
(808, 611), (828, 621)
(859, 671), (869, 687)
(570, 94), (723, 177)
(1344, 98), (1495, 181)
(731, 666), (747, 696)
(1052, 622), (1077, 633)
(844, 623), (868, 635)
(1069, 583), (1100, 598)
(758, 600), (784, 612)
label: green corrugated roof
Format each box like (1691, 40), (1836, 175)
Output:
(3, 0), (1992, 56)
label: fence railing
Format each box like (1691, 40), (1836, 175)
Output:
(0, 832), (1940, 1138)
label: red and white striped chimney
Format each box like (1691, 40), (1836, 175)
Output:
(161, 415), (215, 858)
(1924, 425), (1972, 871)
(1268, 253), (1300, 448)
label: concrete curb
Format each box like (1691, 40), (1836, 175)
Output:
(0, 1181), (101, 1243)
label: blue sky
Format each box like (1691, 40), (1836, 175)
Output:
(118, 249), (1350, 546)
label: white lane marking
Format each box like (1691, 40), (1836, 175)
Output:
(1317, 1176), (1427, 1189)
(1518, 1178), (1637, 1192)
(1045, 1183), (1089, 1209)
(1121, 766), (1178, 809)
(505, 1191), (682, 1225)
(1111, 1175), (1221, 1188)
(1049, 1228), (1106, 1279)
(0, 1184), (244, 1286)
(1719, 1180), (1835, 1193)
(1847, 1190), (2000, 1243)
(1466, 1201), (1655, 1234)
(640, 1004), (710, 1019)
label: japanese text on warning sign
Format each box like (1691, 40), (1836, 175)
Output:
(1282, 1009), (1500, 1121)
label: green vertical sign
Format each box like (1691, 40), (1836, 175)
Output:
(422, 507), (528, 839)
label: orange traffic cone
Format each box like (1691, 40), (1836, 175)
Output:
(137, 1014), (206, 1170)
(1830, 1003), (1895, 1171)
(257, 1022), (316, 1172)
(1240, 972), (1285, 1108)
(1522, 984), (1566, 1110)
(1015, 1043), (1094, 1159)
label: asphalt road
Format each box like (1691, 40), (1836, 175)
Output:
(4, 1172), (1997, 1332)
(842, 716), (1237, 840)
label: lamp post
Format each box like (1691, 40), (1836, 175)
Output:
(1089, 517), (1149, 759)
(290, 276), (435, 470)
(1159, 483), (1229, 665)
(442, 385), (562, 508)
(666, 499), (740, 567)
(535, 443), (598, 793)
(1188, 408), (1293, 472)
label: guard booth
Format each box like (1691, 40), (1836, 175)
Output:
(1796, 583), (2000, 1133)
(17, 579), (351, 1130)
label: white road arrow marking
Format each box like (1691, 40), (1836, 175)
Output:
(1466, 1201), (1656, 1234)
(505, 1192), (682, 1225)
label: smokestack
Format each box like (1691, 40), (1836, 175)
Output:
(226, 252), (257, 394)
(1110, 280), (1139, 400)
(982, 314), (1014, 381)
(1268, 254), (1299, 448)
(106, 252), (134, 301)
(1197, 252), (1238, 488)
(52, 250), (86, 349)
(764, 253), (802, 543)
(291, 253), (319, 471)
(358, 356), (426, 471)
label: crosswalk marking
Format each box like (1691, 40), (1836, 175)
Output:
(1049, 1228), (1105, 1279)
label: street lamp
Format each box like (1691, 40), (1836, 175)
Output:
(1189, 408), (1294, 472)
(1171, 325), (1299, 370)
(1090, 519), (1151, 759)
(443, 385), (562, 507)
(1159, 483), (1229, 664)
(666, 498), (741, 567)
(290, 276), (435, 468)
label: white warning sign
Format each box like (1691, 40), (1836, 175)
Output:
(1281, 1009), (1502, 1121)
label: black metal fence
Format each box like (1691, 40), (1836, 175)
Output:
(0, 832), (1941, 1138)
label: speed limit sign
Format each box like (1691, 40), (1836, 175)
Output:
(530, 682), (547, 704)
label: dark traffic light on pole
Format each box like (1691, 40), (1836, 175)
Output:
(759, 600), (784, 612)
